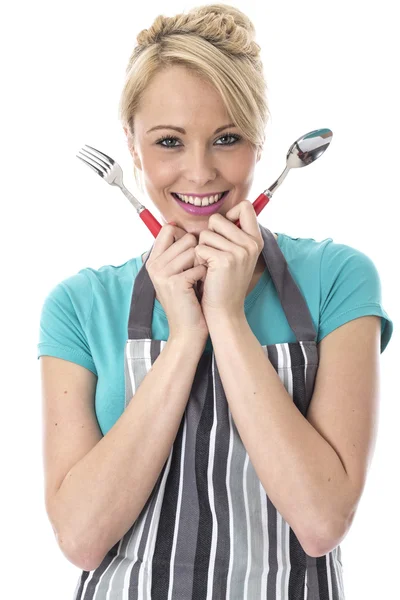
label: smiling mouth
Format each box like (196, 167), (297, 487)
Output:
(171, 190), (230, 216)
(171, 190), (229, 206)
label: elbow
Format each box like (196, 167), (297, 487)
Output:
(304, 486), (360, 558)
(53, 525), (101, 572)
(303, 538), (339, 559)
(61, 534), (101, 572)
(301, 518), (347, 559)
(46, 503), (102, 571)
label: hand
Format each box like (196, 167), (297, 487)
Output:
(193, 200), (264, 320)
(146, 223), (209, 342)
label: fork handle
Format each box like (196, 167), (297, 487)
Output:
(139, 208), (162, 238)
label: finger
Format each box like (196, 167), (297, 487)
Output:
(149, 226), (195, 266)
(193, 250), (207, 273)
(224, 200), (260, 239)
(195, 244), (225, 270)
(162, 246), (199, 277)
(206, 209), (260, 254)
(198, 229), (246, 258)
(148, 225), (175, 262)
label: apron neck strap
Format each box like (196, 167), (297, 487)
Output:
(128, 224), (317, 342)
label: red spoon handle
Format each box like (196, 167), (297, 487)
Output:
(234, 192), (271, 228)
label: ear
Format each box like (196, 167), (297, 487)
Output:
(123, 127), (142, 171)
(133, 151), (142, 171)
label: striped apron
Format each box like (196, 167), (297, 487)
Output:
(74, 224), (345, 599)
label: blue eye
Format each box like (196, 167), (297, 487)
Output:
(155, 133), (241, 148)
(216, 134), (241, 145)
(156, 135), (181, 148)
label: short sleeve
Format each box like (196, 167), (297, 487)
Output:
(317, 242), (394, 354)
(37, 270), (97, 375)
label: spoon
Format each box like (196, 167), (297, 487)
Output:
(233, 127), (333, 228)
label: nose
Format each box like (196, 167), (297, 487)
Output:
(183, 147), (217, 187)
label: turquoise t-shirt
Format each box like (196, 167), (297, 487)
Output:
(37, 232), (394, 436)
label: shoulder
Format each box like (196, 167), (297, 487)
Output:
(40, 256), (141, 320)
(83, 255), (141, 286)
(40, 269), (93, 325)
(278, 231), (376, 274)
(279, 233), (394, 353)
(277, 231), (333, 272)
(278, 231), (384, 309)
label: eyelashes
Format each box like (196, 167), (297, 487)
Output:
(155, 133), (242, 149)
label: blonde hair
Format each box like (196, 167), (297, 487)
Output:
(118, 3), (270, 194)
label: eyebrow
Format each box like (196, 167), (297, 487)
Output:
(146, 123), (236, 135)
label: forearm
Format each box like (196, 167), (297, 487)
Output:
(207, 312), (350, 555)
(54, 335), (206, 571)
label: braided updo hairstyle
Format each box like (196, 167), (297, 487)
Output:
(118, 3), (270, 193)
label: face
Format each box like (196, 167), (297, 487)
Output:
(125, 65), (261, 239)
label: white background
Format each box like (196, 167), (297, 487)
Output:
(1, 0), (398, 597)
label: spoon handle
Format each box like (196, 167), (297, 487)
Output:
(234, 191), (271, 228)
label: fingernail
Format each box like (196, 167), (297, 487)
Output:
(168, 221), (177, 226)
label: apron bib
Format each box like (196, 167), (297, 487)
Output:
(74, 224), (345, 599)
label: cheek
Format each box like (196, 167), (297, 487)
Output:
(224, 154), (255, 187)
(142, 157), (176, 190)
(222, 143), (255, 173)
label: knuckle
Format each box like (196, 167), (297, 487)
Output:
(161, 224), (174, 237)
(158, 273), (168, 287)
(208, 213), (219, 226)
(251, 238), (260, 253)
(146, 256), (156, 270)
(147, 260), (159, 278)
(237, 247), (248, 262)
(167, 276), (178, 292)
(223, 253), (235, 267)
(185, 233), (197, 245)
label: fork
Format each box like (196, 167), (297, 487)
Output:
(76, 144), (163, 238)
(76, 143), (206, 300)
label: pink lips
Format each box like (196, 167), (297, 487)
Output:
(172, 191), (229, 215)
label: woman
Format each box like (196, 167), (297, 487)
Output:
(38, 4), (393, 599)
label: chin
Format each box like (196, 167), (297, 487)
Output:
(178, 222), (207, 235)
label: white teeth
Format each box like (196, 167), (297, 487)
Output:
(175, 192), (224, 206)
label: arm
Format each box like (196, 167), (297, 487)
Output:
(51, 335), (206, 571)
(206, 312), (381, 558)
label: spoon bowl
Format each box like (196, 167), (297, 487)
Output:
(269, 128), (333, 195)
(233, 127), (333, 228)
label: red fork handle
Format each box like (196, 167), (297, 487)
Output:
(234, 192), (271, 228)
(139, 208), (162, 238)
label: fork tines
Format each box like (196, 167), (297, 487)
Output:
(76, 144), (114, 177)
(83, 145), (115, 165)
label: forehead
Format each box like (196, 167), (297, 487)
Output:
(135, 66), (230, 129)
